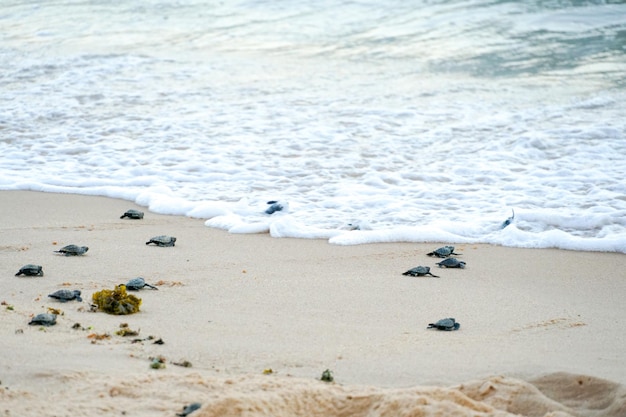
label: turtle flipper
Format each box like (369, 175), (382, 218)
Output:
(145, 283), (158, 290)
(426, 272), (440, 278)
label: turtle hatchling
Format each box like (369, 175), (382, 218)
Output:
(125, 277), (158, 291)
(501, 209), (515, 229)
(436, 258), (466, 268)
(427, 246), (460, 258)
(48, 289), (82, 302)
(402, 266), (439, 278)
(265, 200), (284, 215)
(15, 264), (44, 277)
(177, 403), (202, 417)
(145, 235), (176, 247)
(428, 317), (460, 331)
(120, 209), (144, 219)
(54, 244), (89, 256)
(29, 313), (57, 326)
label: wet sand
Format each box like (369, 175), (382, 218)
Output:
(1, 191), (625, 417)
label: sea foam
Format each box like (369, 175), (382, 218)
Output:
(1, 0), (625, 252)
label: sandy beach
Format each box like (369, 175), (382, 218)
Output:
(1, 191), (625, 417)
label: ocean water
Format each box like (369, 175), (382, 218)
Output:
(1, 0), (625, 252)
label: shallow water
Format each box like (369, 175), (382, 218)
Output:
(1, 0), (625, 251)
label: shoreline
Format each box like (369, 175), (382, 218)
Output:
(1, 191), (625, 416)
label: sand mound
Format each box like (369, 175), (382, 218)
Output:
(192, 373), (626, 417)
(530, 373), (626, 417)
(1, 367), (624, 417)
(457, 373), (626, 417)
(194, 376), (501, 417)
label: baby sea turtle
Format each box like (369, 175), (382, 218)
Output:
(15, 264), (44, 277)
(402, 266), (439, 278)
(145, 235), (176, 247)
(177, 403), (202, 417)
(427, 246), (460, 258)
(29, 313), (57, 326)
(428, 318), (460, 331)
(54, 244), (89, 256)
(436, 258), (466, 268)
(344, 220), (372, 231)
(265, 200), (284, 215)
(120, 209), (144, 220)
(125, 277), (158, 291)
(501, 209), (515, 229)
(48, 289), (82, 302)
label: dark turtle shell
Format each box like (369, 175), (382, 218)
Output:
(265, 201), (284, 215)
(501, 209), (515, 229)
(29, 313), (57, 326)
(125, 277), (158, 291)
(402, 266), (439, 278)
(145, 235), (176, 247)
(177, 403), (202, 417)
(48, 289), (82, 302)
(436, 258), (466, 268)
(427, 246), (460, 258)
(55, 244), (89, 256)
(15, 264), (44, 277)
(120, 209), (144, 219)
(428, 318), (460, 331)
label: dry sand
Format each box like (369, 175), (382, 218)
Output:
(1, 191), (625, 417)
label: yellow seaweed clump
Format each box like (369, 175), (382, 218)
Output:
(92, 285), (141, 315)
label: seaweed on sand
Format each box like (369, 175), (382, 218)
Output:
(92, 285), (141, 315)
(321, 369), (334, 382)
